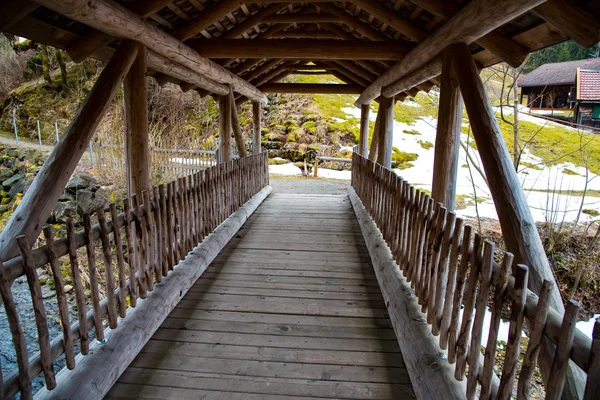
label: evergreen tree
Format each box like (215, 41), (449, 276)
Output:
(525, 40), (599, 71)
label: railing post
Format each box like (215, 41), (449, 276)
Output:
(447, 42), (586, 400)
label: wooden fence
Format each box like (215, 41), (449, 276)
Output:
(0, 152), (269, 399)
(93, 143), (217, 179)
(351, 151), (599, 400)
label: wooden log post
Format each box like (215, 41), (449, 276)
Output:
(218, 95), (232, 163)
(431, 50), (463, 211)
(376, 96), (394, 169)
(368, 108), (382, 162)
(447, 42), (586, 400)
(0, 41), (138, 261)
(124, 42), (150, 198)
(252, 101), (262, 154)
(229, 86), (247, 158)
(359, 103), (370, 156)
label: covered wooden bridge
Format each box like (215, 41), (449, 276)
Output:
(0, 0), (599, 399)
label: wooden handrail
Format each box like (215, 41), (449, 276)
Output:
(0, 152), (269, 399)
(350, 150), (595, 399)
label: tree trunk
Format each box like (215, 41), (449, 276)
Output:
(513, 68), (520, 170)
(55, 49), (68, 91)
(40, 44), (52, 87)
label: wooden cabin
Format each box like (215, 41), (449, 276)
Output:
(0, 1), (599, 399)
(518, 58), (600, 129)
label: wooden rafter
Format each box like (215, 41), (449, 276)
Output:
(356, 0), (547, 105)
(188, 39), (411, 60)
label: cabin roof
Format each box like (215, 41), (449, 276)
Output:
(3, 0), (600, 100)
(578, 68), (600, 101)
(518, 58), (600, 88)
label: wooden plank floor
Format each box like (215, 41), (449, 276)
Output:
(106, 193), (415, 400)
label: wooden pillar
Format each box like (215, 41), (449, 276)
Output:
(377, 95), (394, 168)
(229, 87), (247, 158)
(448, 42), (586, 400)
(0, 41), (138, 261)
(218, 95), (231, 163)
(368, 108), (382, 161)
(359, 103), (370, 155)
(124, 43), (150, 198)
(431, 50), (463, 211)
(252, 101), (262, 154)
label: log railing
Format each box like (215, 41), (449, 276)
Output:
(0, 152), (268, 399)
(351, 150), (598, 400)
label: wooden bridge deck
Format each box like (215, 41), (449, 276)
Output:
(106, 193), (415, 399)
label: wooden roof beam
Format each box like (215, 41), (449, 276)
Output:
(533, 0), (600, 49)
(171, 0), (247, 41)
(0, 0), (39, 32)
(321, 23), (357, 40)
(335, 60), (378, 82)
(230, 58), (263, 75)
(222, 4), (289, 39)
(37, 0), (266, 102)
(189, 39), (411, 60)
(314, 3), (390, 41)
(260, 83), (363, 94)
(348, 0), (428, 42)
(356, 0), (547, 105)
(383, 57), (442, 97)
(262, 13), (339, 24)
(269, 31), (342, 39)
(65, 0), (174, 62)
(405, 0), (530, 67)
(244, 59), (284, 81)
(8, 15), (229, 96)
(325, 62), (372, 87)
(355, 60), (387, 76)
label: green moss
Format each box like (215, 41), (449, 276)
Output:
(391, 147), (418, 170)
(268, 158), (288, 165)
(403, 129), (421, 136)
(461, 164), (469, 168)
(454, 194), (489, 210)
(582, 209), (600, 217)
(418, 140), (434, 150)
(562, 168), (580, 176)
(394, 93), (438, 124)
(519, 161), (543, 171)
(301, 120), (316, 133)
(495, 112), (600, 174)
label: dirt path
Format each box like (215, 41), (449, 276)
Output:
(0, 135), (55, 152)
(269, 175), (350, 195)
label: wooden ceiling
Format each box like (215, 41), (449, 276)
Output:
(2, 0), (599, 102)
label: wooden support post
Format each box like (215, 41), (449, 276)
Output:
(448, 42), (586, 400)
(368, 108), (382, 162)
(377, 96), (394, 169)
(359, 103), (370, 156)
(0, 41), (137, 261)
(431, 50), (462, 211)
(252, 101), (262, 154)
(218, 95), (232, 163)
(124, 43), (150, 198)
(229, 86), (247, 158)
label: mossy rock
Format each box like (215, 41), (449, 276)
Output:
(418, 140), (434, 150)
(391, 148), (418, 170)
(403, 129), (421, 136)
(301, 121), (316, 133)
(268, 158), (288, 165)
(582, 209), (600, 217)
(0, 167), (13, 182)
(280, 149), (305, 162)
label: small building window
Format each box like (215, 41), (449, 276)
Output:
(594, 105), (600, 119)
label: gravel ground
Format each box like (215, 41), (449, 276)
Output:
(269, 175), (350, 195)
